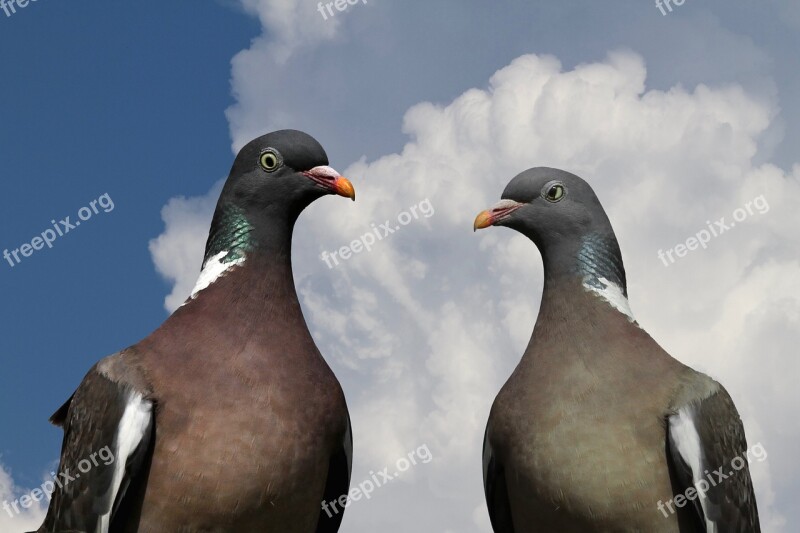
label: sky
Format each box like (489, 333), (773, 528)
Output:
(1, 1), (798, 531)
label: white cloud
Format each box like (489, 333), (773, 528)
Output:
(148, 179), (224, 311)
(0, 463), (48, 533)
(148, 48), (798, 531)
(237, 0), (340, 61)
(226, 0), (345, 150)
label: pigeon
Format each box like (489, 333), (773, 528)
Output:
(34, 130), (355, 533)
(474, 167), (760, 532)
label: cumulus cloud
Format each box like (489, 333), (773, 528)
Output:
(148, 179), (224, 311)
(150, 48), (798, 531)
(0, 463), (48, 533)
(237, 0), (340, 61)
(226, 0), (347, 150)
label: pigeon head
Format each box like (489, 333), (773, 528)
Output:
(203, 130), (354, 264)
(222, 129), (354, 213)
(474, 167), (611, 243)
(474, 167), (628, 301)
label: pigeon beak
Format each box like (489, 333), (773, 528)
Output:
(473, 200), (523, 231)
(334, 177), (356, 201)
(302, 166), (356, 201)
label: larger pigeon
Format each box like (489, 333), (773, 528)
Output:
(475, 167), (760, 532)
(34, 130), (355, 533)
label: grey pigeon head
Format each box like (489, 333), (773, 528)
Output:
(475, 167), (611, 244)
(205, 129), (355, 263)
(475, 167), (627, 294)
(220, 129), (354, 215)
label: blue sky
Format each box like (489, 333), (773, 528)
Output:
(0, 2), (255, 479)
(1, 1), (798, 531)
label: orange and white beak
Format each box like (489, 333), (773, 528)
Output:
(302, 166), (356, 201)
(473, 199), (523, 231)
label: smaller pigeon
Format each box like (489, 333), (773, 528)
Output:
(475, 167), (760, 532)
(34, 130), (355, 533)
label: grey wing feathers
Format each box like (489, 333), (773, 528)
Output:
(667, 385), (760, 532)
(37, 354), (154, 533)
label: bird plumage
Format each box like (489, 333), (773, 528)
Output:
(476, 167), (759, 532)
(35, 130), (355, 533)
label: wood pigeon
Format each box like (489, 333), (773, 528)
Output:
(475, 167), (760, 532)
(33, 130), (355, 533)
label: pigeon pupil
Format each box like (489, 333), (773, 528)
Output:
(260, 151), (279, 171)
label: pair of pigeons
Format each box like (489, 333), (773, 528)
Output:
(32, 130), (759, 532)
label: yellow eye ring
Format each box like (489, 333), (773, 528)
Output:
(543, 183), (565, 202)
(259, 150), (281, 172)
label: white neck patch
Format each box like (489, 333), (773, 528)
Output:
(583, 276), (636, 322)
(188, 251), (246, 301)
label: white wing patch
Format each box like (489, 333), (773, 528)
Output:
(582, 276), (636, 322)
(188, 250), (246, 301)
(668, 405), (717, 533)
(98, 392), (153, 533)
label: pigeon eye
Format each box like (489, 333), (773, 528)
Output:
(259, 150), (281, 172)
(543, 182), (565, 203)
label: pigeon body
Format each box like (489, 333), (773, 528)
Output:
(476, 168), (759, 532)
(35, 130), (355, 533)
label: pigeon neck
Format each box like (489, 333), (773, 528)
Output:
(540, 231), (634, 322)
(203, 204), (297, 264)
(188, 204), (296, 303)
(574, 232), (627, 296)
(203, 205), (257, 265)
